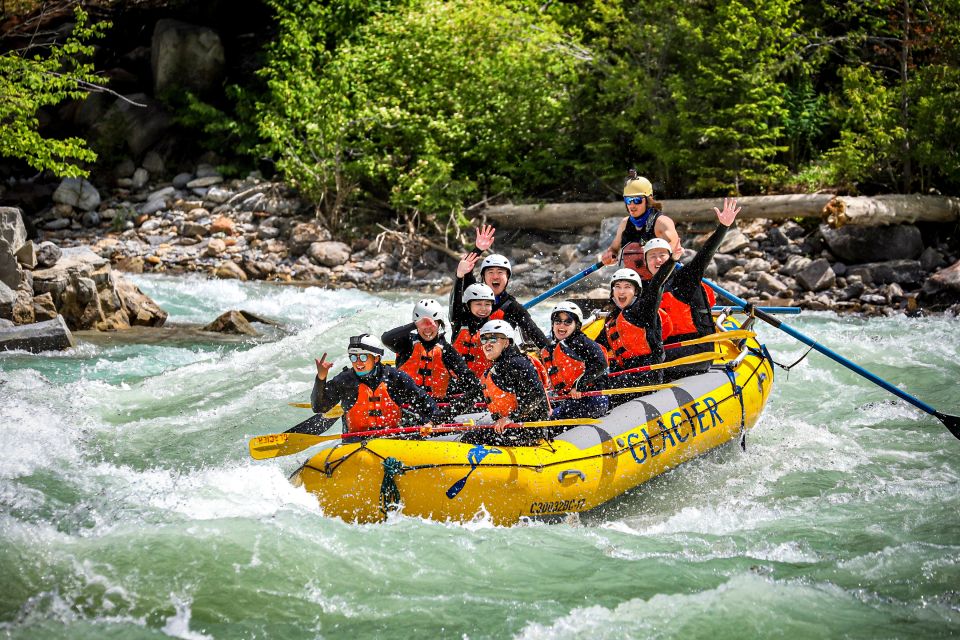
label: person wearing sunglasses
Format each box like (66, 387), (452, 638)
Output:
(540, 301), (609, 420)
(644, 198), (741, 380)
(595, 259), (677, 407)
(600, 171), (682, 277)
(460, 319), (550, 447)
(381, 298), (484, 417)
(311, 333), (438, 437)
(450, 225), (549, 351)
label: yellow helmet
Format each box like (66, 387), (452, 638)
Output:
(623, 176), (653, 197)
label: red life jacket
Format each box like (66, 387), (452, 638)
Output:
(481, 369), (518, 418)
(661, 283), (716, 338)
(603, 310), (670, 368)
(453, 326), (491, 378)
(399, 342), (451, 398)
(527, 352), (550, 390)
(344, 381), (402, 433)
(540, 343), (586, 394)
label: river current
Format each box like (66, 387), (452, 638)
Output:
(1, 274), (958, 639)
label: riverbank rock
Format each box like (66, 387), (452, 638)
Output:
(0, 315), (75, 353)
(151, 20), (225, 96)
(820, 224), (923, 263)
(924, 260), (960, 293)
(52, 178), (101, 212)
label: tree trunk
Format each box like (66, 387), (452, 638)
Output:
(823, 195), (960, 227)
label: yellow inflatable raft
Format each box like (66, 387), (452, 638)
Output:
(291, 319), (773, 525)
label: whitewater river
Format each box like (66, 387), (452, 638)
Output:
(2, 274), (958, 639)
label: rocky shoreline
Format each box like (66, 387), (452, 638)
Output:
(3, 163), (960, 350)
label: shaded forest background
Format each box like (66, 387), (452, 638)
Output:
(2, 0), (959, 236)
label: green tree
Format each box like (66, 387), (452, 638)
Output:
(256, 0), (582, 230)
(0, 7), (107, 177)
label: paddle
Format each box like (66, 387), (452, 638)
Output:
(550, 383), (676, 402)
(523, 261), (605, 310)
(663, 329), (755, 351)
(704, 278), (960, 440)
(712, 305), (801, 315)
(607, 351), (720, 379)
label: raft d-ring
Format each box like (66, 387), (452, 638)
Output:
(758, 372), (768, 392)
(558, 469), (586, 484)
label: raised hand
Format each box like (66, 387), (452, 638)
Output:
(456, 252), (480, 278)
(315, 352), (333, 380)
(474, 224), (496, 252)
(715, 198), (741, 227)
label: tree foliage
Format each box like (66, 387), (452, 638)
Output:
(0, 7), (107, 177)
(255, 0), (581, 229)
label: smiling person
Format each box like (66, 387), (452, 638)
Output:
(311, 333), (438, 438)
(600, 171), (682, 278)
(450, 282), (499, 379)
(595, 259), (676, 407)
(645, 198), (741, 380)
(461, 319), (550, 447)
(381, 298), (483, 415)
(449, 225), (549, 350)
(541, 301), (609, 420)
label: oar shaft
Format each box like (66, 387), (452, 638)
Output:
(523, 261), (604, 310)
(703, 278), (941, 417)
(712, 305), (801, 314)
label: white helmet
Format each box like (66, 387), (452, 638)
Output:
(480, 254), (512, 277)
(463, 283), (495, 303)
(479, 319), (517, 343)
(643, 238), (672, 255)
(610, 268), (643, 292)
(412, 298), (445, 324)
(550, 301), (584, 325)
(348, 333), (385, 356)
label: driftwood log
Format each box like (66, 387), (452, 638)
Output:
(483, 194), (960, 230)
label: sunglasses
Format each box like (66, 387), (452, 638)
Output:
(552, 317), (575, 326)
(479, 334), (505, 344)
(623, 196), (646, 205)
(349, 353), (372, 363)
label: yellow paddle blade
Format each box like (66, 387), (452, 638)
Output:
(583, 316), (604, 340)
(601, 383), (676, 396)
(249, 433), (319, 460)
(289, 402), (311, 409)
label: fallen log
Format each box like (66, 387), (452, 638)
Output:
(823, 195), (960, 227)
(484, 194), (959, 230)
(0, 315), (75, 353)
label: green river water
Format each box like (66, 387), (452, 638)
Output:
(1, 274), (958, 639)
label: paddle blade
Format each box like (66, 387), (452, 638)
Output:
(936, 412), (960, 440)
(249, 432), (336, 460)
(445, 476), (469, 499)
(289, 402), (312, 409)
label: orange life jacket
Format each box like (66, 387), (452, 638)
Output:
(527, 352), (550, 390)
(541, 343), (586, 394)
(399, 342), (451, 398)
(603, 310), (670, 368)
(481, 368), (519, 418)
(344, 381), (402, 432)
(661, 284), (717, 338)
(452, 326), (491, 378)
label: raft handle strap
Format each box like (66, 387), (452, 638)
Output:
(380, 456), (408, 514)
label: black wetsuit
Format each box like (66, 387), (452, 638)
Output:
(658, 224), (729, 380)
(462, 344), (549, 447)
(596, 258), (676, 406)
(545, 330), (610, 421)
(311, 363), (438, 437)
(620, 210), (662, 247)
(381, 323), (484, 414)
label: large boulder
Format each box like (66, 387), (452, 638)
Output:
(0, 238), (22, 290)
(0, 315), (75, 353)
(307, 241), (352, 267)
(114, 276), (168, 327)
(796, 258), (836, 292)
(0, 280), (15, 320)
(202, 310), (258, 336)
(97, 93), (173, 157)
(0, 207), (27, 250)
(52, 178), (101, 211)
(151, 20), (225, 96)
(847, 259), (925, 286)
(288, 222), (332, 255)
(820, 224), (923, 264)
(36, 241), (63, 269)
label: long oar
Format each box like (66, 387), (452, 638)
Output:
(550, 383), (676, 402)
(608, 351), (720, 379)
(663, 329), (755, 351)
(711, 305), (801, 315)
(704, 278), (960, 439)
(523, 261), (604, 310)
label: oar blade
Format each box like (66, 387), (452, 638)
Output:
(936, 412), (960, 440)
(249, 432), (335, 460)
